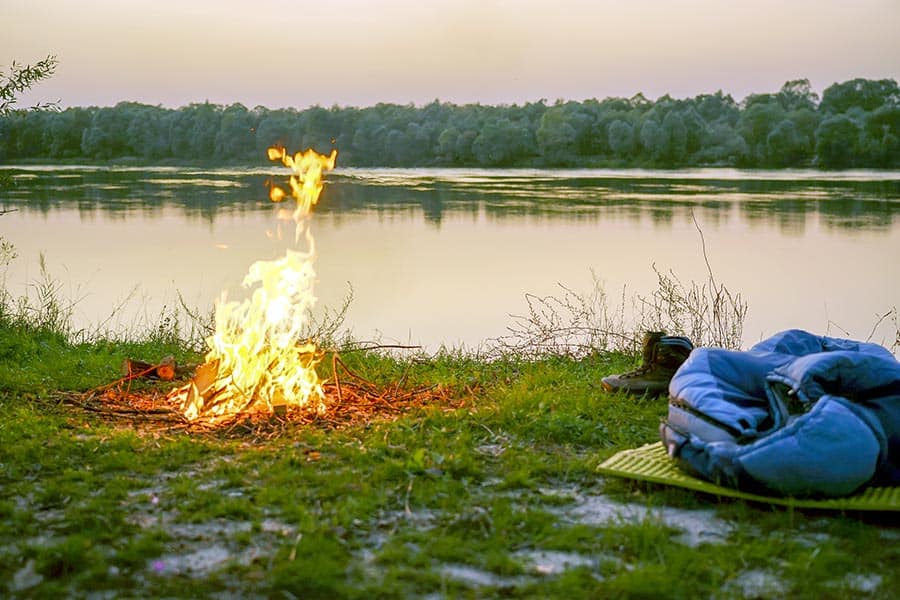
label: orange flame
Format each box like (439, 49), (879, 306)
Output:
(171, 145), (337, 422)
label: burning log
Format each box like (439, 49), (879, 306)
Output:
(122, 356), (196, 381)
(166, 145), (337, 424)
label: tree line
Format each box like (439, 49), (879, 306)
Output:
(1, 78), (897, 169)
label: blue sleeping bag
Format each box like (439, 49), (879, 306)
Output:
(660, 329), (900, 497)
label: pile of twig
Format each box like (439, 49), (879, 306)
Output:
(57, 354), (462, 439)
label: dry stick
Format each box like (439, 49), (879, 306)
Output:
(690, 209), (743, 345)
(86, 362), (165, 396)
(691, 210), (717, 299)
(865, 309), (896, 343)
(332, 355), (377, 388)
(331, 353), (344, 406)
(404, 477), (414, 516)
(396, 360), (414, 393)
(61, 392), (177, 417)
(340, 343), (422, 353)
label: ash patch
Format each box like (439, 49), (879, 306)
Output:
(150, 545), (232, 576)
(722, 569), (786, 599)
(837, 573), (883, 594)
(559, 494), (733, 546)
(439, 563), (527, 589)
(513, 549), (596, 576)
(119, 474), (297, 581)
(474, 443), (507, 458)
(10, 559), (43, 593)
(373, 508), (439, 532)
(437, 549), (609, 590)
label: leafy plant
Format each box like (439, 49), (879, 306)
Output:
(0, 54), (59, 116)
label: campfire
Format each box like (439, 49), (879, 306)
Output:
(167, 145), (337, 422)
(58, 146), (463, 436)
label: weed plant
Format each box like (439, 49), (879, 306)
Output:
(493, 215), (749, 358)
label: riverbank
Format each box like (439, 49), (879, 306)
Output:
(1, 311), (897, 598)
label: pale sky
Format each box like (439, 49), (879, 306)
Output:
(3, 0), (899, 110)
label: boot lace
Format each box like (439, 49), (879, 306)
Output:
(618, 364), (653, 379)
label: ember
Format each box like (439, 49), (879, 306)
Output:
(61, 354), (461, 439)
(167, 146), (337, 423)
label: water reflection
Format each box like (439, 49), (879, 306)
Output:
(2, 167), (897, 232)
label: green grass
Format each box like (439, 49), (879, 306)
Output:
(1, 309), (898, 598)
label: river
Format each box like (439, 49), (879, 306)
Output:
(1, 166), (898, 353)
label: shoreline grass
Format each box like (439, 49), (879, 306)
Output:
(2, 278), (899, 598)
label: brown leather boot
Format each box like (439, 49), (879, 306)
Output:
(601, 332), (693, 396)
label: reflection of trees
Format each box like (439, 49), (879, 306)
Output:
(817, 197), (897, 230)
(736, 180), (899, 233)
(740, 199), (810, 235)
(1, 169), (897, 233)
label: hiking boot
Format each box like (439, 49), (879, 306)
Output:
(601, 332), (694, 396)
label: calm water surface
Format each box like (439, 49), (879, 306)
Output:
(1, 166), (898, 351)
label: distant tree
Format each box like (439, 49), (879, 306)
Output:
(607, 119), (635, 158)
(453, 105), (489, 162)
(452, 129), (478, 164)
(188, 102), (222, 158)
(865, 103), (900, 139)
(519, 99), (549, 125)
(215, 103), (257, 161)
(738, 101), (786, 164)
(777, 79), (819, 112)
(0, 117), (12, 161)
(693, 91), (740, 125)
(820, 78), (900, 114)
(436, 127), (461, 163)
(629, 92), (652, 111)
(677, 107), (707, 157)
(256, 109), (304, 156)
(815, 115), (862, 168)
(13, 110), (49, 157)
(660, 111), (688, 164)
(536, 106), (577, 163)
(349, 110), (388, 165)
(81, 103), (144, 159)
(125, 105), (171, 159)
(863, 104), (900, 167)
(384, 128), (413, 165)
(695, 120), (747, 165)
(766, 120), (809, 166)
(742, 92), (778, 111)
(471, 117), (532, 166)
(44, 108), (91, 158)
(787, 107), (821, 150)
(639, 119), (666, 162)
(333, 106), (361, 162)
(562, 102), (598, 155)
(598, 96), (634, 114)
(298, 105), (338, 151)
(405, 121), (436, 165)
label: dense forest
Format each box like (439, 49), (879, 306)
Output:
(1, 78), (898, 169)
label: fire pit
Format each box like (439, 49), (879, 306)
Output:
(61, 353), (460, 438)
